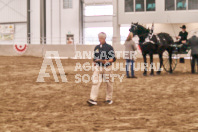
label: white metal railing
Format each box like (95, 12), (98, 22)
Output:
(0, 36), (133, 45)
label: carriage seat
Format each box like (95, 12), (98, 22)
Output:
(172, 42), (190, 54)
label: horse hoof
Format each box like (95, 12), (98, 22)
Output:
(150, 73), (154, 76)
(169, 70), (173, 74)
(143, 73), (147, 76)
(156, 71), (161, 75)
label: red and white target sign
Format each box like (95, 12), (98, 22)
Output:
(14, 44), (28, 54)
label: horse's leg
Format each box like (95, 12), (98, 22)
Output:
(143, 54), (147, 76)
(157, 53), (163, 75)
(150, 54), (154, 76)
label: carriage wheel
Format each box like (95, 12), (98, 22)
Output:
(190, 54), (198, 73)
(162, 51), (178, 72)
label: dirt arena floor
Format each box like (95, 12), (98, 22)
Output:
(0, 56), (198, 132)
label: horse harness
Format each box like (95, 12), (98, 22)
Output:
(143, 33), (166, 46)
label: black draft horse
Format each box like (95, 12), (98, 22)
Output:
(129, 23), (174, 76)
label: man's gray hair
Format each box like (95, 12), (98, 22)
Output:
(98, 32), (107, 38)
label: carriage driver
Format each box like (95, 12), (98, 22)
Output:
(176, 25), (189, 52)
(176, 25), (188, 44)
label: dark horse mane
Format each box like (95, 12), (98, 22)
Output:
(136, 24), (149, 36)
(133, 23), (174, 45)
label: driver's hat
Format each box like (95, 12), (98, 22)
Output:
(180, 25), (186, 29)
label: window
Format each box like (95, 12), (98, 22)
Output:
(84, 5), (113, 16)
(189, 0), (198, 10)
(63, 0), (72, 9)
(125, 0), (156, 12)
(146, 0), (155, 11)
(165, 0), (198, 11)
(176, 0), (186, 10)
(125, 0), (134, 12)
(165, 0), (175, 11)
(135, 0), (144, 12)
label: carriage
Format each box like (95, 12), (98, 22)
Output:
(162, 43), (197, 73)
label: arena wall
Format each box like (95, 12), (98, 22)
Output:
(0, 43), (191, 59)
(0, 44), (129, 58)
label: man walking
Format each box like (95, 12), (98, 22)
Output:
(87, 32), (116, 106)
(189, 32), (198, 74)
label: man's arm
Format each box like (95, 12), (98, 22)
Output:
(176, 32), (182, 40)
(107, 46), (116, 63)
(93, 46), (99, 62)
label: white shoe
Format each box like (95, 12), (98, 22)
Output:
(87, 99), (97, 106)
(105, 100), (113, 104)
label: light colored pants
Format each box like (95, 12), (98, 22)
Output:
(90, 65), (113, 101)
